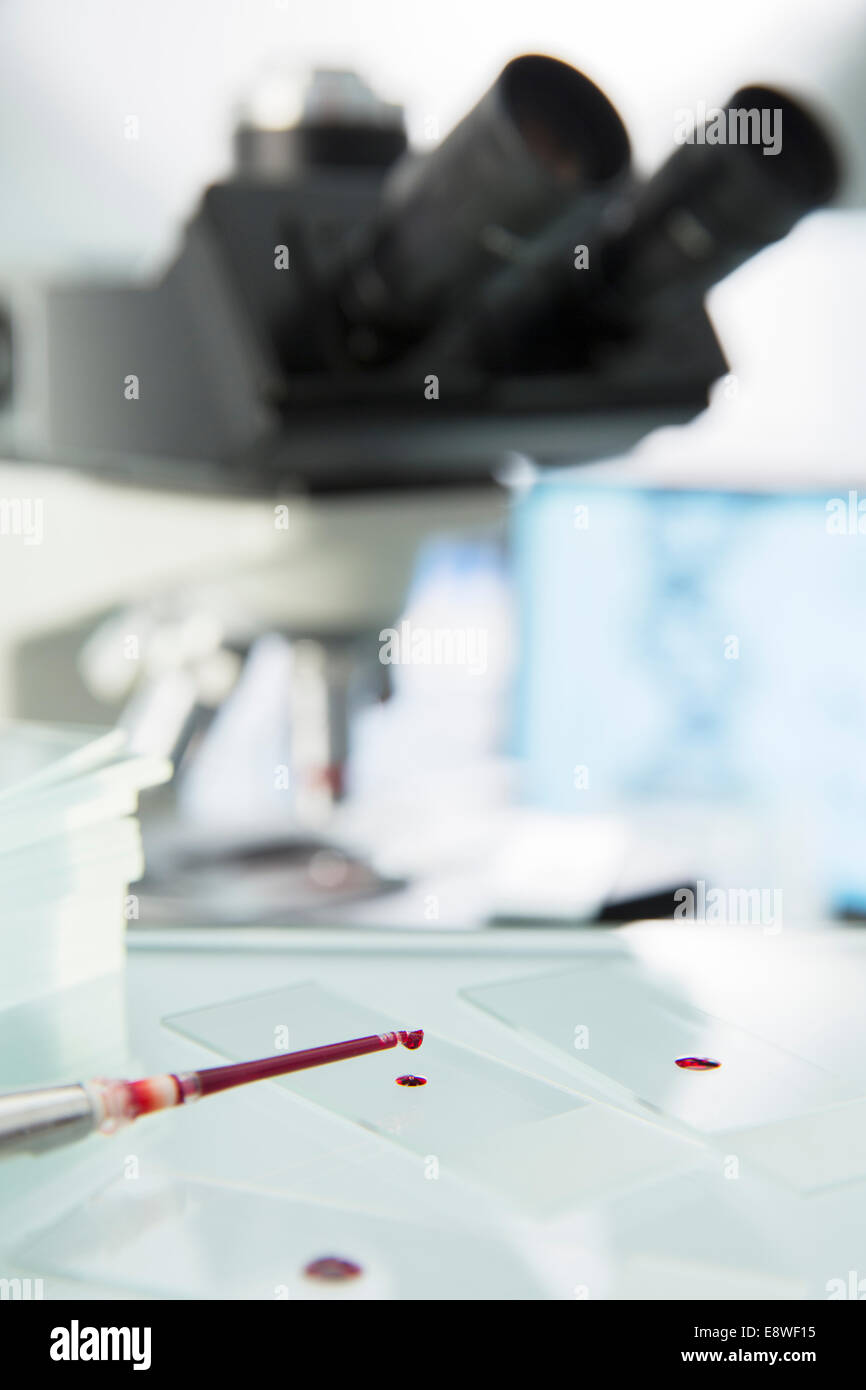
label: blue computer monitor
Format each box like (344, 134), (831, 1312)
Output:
(513, 479), (866, 912)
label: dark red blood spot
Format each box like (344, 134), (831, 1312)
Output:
(395, 1074), (427, 1087)
(675, 1056), (721, 1070)
(399, 1029), (424, 1050)
(304, 1257), (362, 1281)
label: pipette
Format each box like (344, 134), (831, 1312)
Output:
(0, 1027), (423, 1157)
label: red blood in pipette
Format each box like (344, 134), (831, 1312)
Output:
(675, 1056), (721, 1070)
(93, 1027), (425, 1133)
(304, 1257), (362, 1281)
(395, 1074), (427, 1087)
(124, 1076), (181, 1116)
(194, 1029), (424, 1098)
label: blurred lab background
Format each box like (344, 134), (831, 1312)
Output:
(0, 0), (865, 933)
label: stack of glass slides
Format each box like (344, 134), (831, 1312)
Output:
(0, 722), (171, 1010)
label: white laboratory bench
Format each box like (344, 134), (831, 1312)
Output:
(2, 921), (866, 1301)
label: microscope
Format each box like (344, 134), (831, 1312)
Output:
(0, 55), (842, 914)
(15, 54), (839, 495)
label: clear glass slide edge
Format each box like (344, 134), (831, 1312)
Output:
(461, 960), (864, 1134)
(164, 979), (587, 1160)
(162, 980), (706, 1216)
(0, 722), (127, 802)
(17, 1174), (547, 1299)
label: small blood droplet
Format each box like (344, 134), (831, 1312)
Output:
(675, 1056), (721, 1070)
(399, 1029), (424, 1050)
(304, 1257), (362, 1281)
(395, 1074), (427, 1087)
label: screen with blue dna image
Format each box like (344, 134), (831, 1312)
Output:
(513, 480), (866, 913)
